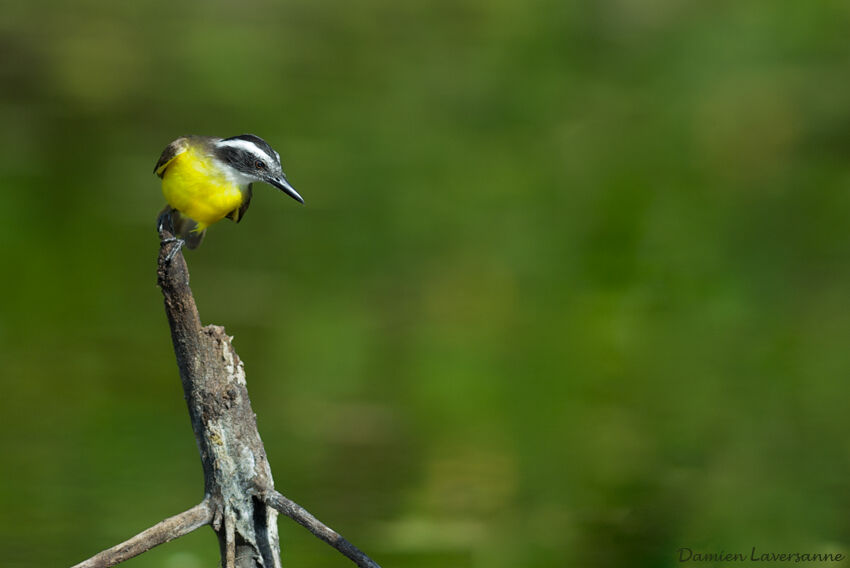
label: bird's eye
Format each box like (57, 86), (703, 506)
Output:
(255, 161), (266, 170)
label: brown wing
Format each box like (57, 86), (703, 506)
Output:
(227, 183), (253, 223)
(153, 137), (189, 178)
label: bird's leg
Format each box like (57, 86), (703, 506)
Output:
(157, 207), (185, 263)
(156, 207), (175, 237)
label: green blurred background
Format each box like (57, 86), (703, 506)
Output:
(2, 1), (850, 566)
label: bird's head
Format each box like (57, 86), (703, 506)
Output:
(214, 134), (304, 203)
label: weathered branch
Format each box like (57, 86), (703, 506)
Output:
(156, 227), (282, 568)
(70, 501), (212, 568)
(261, 489), (381, 568)
(72, 220), (381, 568)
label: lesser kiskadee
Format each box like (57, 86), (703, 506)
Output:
(154, 134), (303, 251)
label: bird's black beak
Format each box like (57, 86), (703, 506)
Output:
(270, 175), (304, 204)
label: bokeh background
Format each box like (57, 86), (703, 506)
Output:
(2, 1), (850, 567)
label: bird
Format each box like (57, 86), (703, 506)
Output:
(154, 134), (303, 254)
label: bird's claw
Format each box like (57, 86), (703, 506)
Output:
(162, 237), (185, 264)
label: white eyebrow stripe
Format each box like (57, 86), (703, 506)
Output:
(216, 138), (276, 164)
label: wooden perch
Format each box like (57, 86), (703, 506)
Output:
(71, 223), (381, 568)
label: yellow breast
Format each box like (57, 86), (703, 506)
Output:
(161, 147), (245, 230)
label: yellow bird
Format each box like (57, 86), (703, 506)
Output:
(154, 134), (303, 251)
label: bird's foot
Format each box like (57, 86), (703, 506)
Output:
(162, 237), (186, 264)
